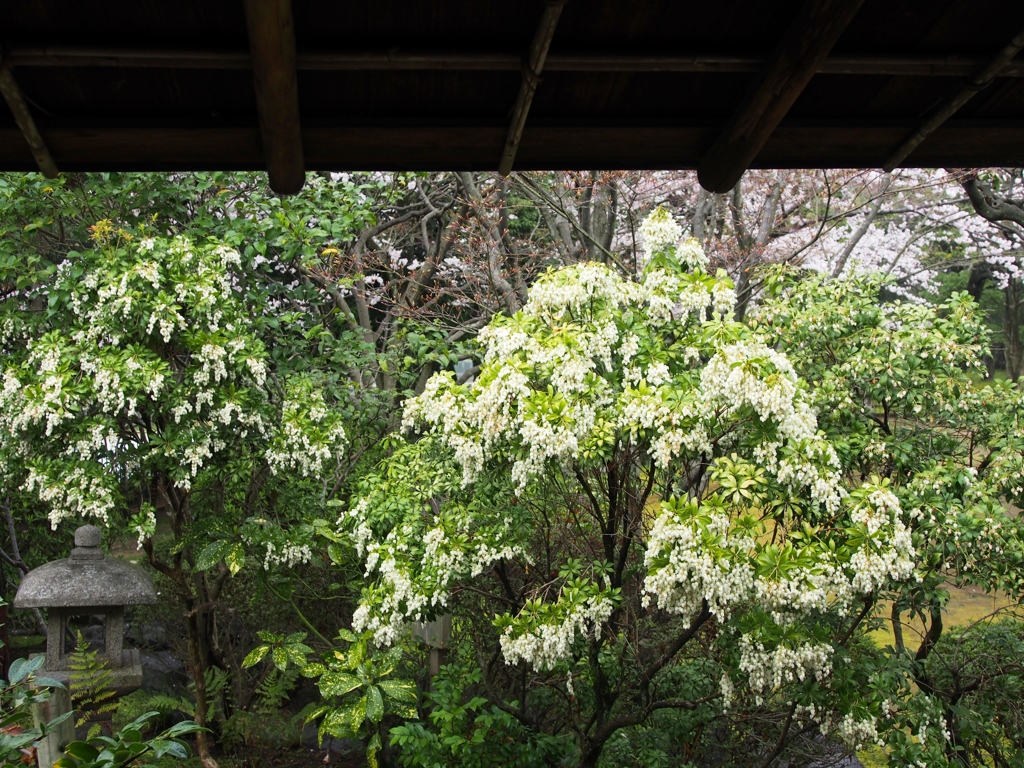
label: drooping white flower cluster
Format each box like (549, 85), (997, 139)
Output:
(499, 595), (615, 671)
(516, 262), (646, 324)
(351, 550), (428, 646)
(266, 389), (347, 477)
(405, 261), (697, 491)
(738, 635), (833, 705)
(24, 465), (117, 529)
(238, 517), (318, 574)
(701, 339), (842, 511)
(402, 241), (827, 502)
(719, 672), (735, 710)
(643, 480), (916, 628)
(261, 541), (314, 570)
(345, 485), (530, 648)
(639, 207), (708, 271)
(799, 704), (886, 750)
(846, 486), (916, 594)
(131, 505), (157, 549)
(831, 712), (883, 751)
(639, 207), (683, 257)
(641, 504), (754, 622)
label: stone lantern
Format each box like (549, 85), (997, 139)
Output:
(14, 524), (157, 689)
(13, 524), (157, 763)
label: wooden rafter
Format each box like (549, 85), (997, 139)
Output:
(0, 55), (57, 178)
(8, 47), (1024, 77)
(882, 25), (1024, 171)
(242, 0), (305, 194)
(5, 120), (1023, 172)
(498, 0), (567, 177)
(696, 0), (866, 193)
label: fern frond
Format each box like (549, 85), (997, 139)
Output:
(147, 693), (195, 718)
(255, 665), (300, 711)
(69, 630), (118, 727)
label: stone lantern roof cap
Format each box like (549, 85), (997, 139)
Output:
(13, 525), (157, 609)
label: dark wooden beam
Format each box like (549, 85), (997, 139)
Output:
(498, 0), (567, 177)
(9, 48), (254, 69)
(882, 25), (1024, 171)
(1, 120), (1021, 172)
(8, 46), (1024, 77)
(0, 57), (58, 178)
(696, 0), (866, 193)
(242, 0), (304, 194)
(817, 55), (1023, 78)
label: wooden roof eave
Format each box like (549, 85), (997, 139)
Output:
(243, 0), (304, 194)
(697, 0), (867, 193)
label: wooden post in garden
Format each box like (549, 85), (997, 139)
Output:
(411, 614), (452, 681)
(31, 685), (73, 768)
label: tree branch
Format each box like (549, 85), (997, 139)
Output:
(962, 175), (1024, 229)
(643, 601), (711, 684)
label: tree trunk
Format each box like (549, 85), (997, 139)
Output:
(3, 495), (48, 636)
(0, 562), (9, 679)
(187, 606), (220, 768)
(1005, 279), (1022, 381)
(830, 177), (888, 279)
(966, 260), (991, 303)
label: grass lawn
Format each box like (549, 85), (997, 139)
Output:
(869, 582), (1018, 651)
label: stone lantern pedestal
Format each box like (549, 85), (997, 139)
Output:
(13, 525), (157, 764)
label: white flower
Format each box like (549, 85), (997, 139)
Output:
(639, 208), (683, 262)
(739, 635), (833, 705)
(499, 595), (614, 671)
(643, 506), (753, 622)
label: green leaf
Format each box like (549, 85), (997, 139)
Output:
(365, 685), (384, 723)
(162, 720), (206, 739)
(272, 646), (288, 671)
(242, 645), (270, 668)
(224, 543), (245, 575)
(327, 543), (346, 565)
(8, 655), (43, 684)
(390, 703), (418, 720)
(150, 739), (189, 759)
(337, 628), (358, 643)
(195, 541), (228, 572)
(319, 670), (362, 697)
(368, 731), (382, 751)
(321, 708), (355, 740)
(301, 661), (327, 678)
(287, 644), (312, 666)
(63, 740), (100, 761)
(378, 679), (417, 703)
(350, 696), (368, 732)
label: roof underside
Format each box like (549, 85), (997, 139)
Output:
(2, 0), (1024, 192)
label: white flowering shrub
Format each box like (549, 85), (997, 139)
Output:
(753, 269), (1024, 766)
(0, 218), (368, 761)
(0, 228), (350, 684)
(0, 226), (347, 539)
(337, 210), (925, 765)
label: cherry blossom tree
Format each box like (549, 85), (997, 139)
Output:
(959, 169), (1024, 379)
